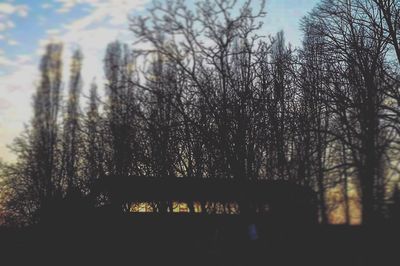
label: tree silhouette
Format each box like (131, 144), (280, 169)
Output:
(0, 0), (399, 228)
(82, 80), (104, 195)
(61, 49), (83, 194)
(0, 44), (63, 224)
(303, 0), (398, 225)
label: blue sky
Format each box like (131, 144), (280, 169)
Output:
(0, 0), (319, 161)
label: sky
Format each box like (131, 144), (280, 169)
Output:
(0, 0), (320, 162)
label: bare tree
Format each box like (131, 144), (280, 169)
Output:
(304, 0), (397, 224)
(1, 43), (64, 224)
(82, 80), (104, 190)
(61, 49), (83, 194)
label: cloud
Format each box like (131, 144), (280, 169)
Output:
(41, 3), (53, 10)
(0, 49), (13, 66)
(0, 53), (32, 67)
(15, 54), (31, 64)
(0, 0), (149, 162)
(0, 98), (11, 111)
(0, 3), (28, 17)
(38, 26), (131, 92)
(39, 0), (149, 82)
(6, 39), (18, 46)
(0, 2), (28, 64)
(56, 0), (147, 30)
(56, 0), (83, 13)
(0, 56), (15, 66)
(37, 15), (47, 25)
(0, 20), (15, 31)
(46, 28), (61, 35)
(0, 3), (28, 53)
(0, 64), (37, 92)
(0, 64), (37, 162)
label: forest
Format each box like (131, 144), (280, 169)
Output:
(0, 0), (399, 229)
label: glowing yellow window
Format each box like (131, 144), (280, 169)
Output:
(130, 202), (154, 212)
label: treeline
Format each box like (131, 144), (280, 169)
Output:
(0, 0), (399, 226)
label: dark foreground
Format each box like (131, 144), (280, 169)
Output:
(0, 215), (398, 266)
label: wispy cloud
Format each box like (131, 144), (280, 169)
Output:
(0, 2), (28, 51)
(41, 3), (53, 10)
(0, 20), (15, 31)
(46, 28), (61, 35)
(56, 0), (148, 30)
(0, 48), (31, 67)
(38, 0), (148, 83)
(0, 3), (28, 17)
(0, 56), (15, 66)
(0, 0), (148, 161)
(7, 39), (19, 46)
(0, 63), (37, 161)
(0, 98), (12, 112)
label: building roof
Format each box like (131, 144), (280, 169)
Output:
(93, 176), (316, 204)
